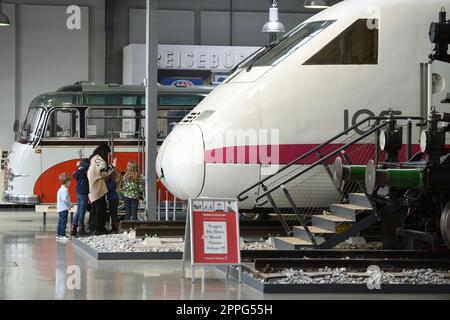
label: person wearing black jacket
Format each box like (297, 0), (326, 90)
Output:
(72, 158), (90, 236)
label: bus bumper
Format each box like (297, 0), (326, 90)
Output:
(4, 191), (40, 204)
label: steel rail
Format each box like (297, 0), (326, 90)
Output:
(241, 249), (450, 261)
(253, 257), (450, 270)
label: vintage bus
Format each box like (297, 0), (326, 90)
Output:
(4, 82), (212, 204)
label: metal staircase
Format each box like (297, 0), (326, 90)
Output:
(237, 112), (424, 250)
(275, 193), (373, 249)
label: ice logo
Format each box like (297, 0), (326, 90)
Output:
(366, 265), (382, 290)
(66, 5), (81, 30)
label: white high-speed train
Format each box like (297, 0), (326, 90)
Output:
(156, 0), (450, 210)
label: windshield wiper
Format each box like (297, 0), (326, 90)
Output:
(245, 40), (280, 72)
(228, 46), (266, 75)
(228, 39), (282, 75)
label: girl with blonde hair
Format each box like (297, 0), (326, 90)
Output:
(121, 161), (144, 221)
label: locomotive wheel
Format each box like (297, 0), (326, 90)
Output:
(441, 202), (450, 248)
(365, 160), (377, 195)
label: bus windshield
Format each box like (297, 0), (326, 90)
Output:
(18, 107), (45, 144)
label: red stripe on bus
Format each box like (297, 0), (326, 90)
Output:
(34, 152), (172, 203)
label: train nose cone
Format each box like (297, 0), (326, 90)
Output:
(156, 125), (205, 200)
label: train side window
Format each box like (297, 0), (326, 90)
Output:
(44, 109), (80, 138)
(304, 19), (378, 65)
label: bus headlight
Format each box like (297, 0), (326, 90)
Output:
(8, 168), (14, 181)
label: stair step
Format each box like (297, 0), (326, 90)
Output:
(330, 203), (372, 220)
(292, 226), (334, 241)
(274, 237), (313, 250)
(293, 226), (334, 233)
(348, 193), (372, 208)
(312, 213), (354, 233)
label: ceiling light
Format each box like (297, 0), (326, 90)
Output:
(304, 0), (330, 9)
(262, 0), (285, 34)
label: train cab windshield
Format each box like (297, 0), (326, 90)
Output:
(242, 17), (379, 69)
(243, 20), (335, 68)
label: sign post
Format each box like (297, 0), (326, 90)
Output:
(182, 198), (241, 283)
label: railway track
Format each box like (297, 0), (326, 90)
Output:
(251, 257), (450, 271)
(240, 249), (450, 260)
(238, 249), (450, 286)
(118, 220), (383, 240)
(214, 249), (450, 293)
(241, 249), (450, 270)
(119, 220), (289, 238)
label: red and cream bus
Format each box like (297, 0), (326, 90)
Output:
(4, 81), (212, 204)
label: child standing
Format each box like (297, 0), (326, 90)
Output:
(106, 169), (122, 232)
(121, 161), (144, 221)
(57, 173), (71, 240)
(72, 158), (90, 236)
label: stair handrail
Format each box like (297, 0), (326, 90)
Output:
(237, 115), (424, 203)
(255, 122), (388, 204)
(255, 116), (425, 204)
(237, 115), (378, 202)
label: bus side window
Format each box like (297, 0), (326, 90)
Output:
(86, 108), (143, 139)
(45, 109), (80, 138)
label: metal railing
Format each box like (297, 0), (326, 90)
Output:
(237, 114), (424, 242)
(238, 115), (378, 202)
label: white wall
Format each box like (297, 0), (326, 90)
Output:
(123, 44), (145, 85)
(109, 0), (319, 83)
(17, 5), (90, 122)
(129, 9), (196, 45)
(0, 4), (16, 148)
(129, 8), (311, 46)
(0, 1), (105, 149)
(200, 11), (231, 45)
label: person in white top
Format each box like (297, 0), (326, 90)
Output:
(57, 173), (72, 240)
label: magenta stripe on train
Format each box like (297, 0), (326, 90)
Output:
(204, 144), (425, 165)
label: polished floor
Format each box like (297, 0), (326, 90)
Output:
(0, 208), (449, 300)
